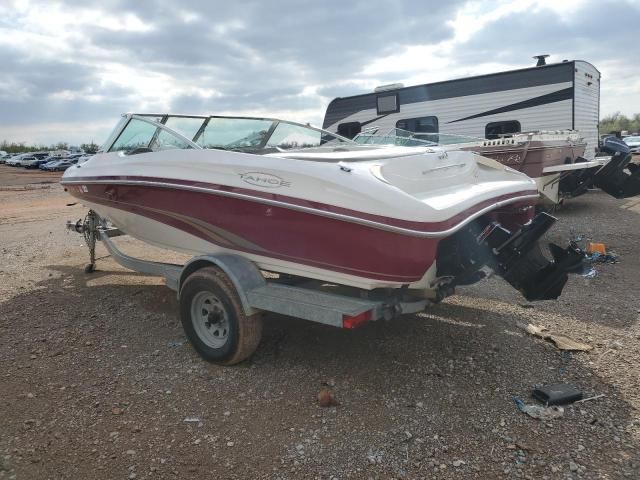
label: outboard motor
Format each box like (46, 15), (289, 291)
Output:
(482, 213), (584, 301)
(436, 212), (584, 302)
(594, 136), (640, 198)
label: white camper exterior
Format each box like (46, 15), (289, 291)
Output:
(323, 60), (600, 160)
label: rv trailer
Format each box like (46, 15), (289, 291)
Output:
(323, 59), (601, 160)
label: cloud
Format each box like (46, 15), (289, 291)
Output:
(0, 0), (638, 144)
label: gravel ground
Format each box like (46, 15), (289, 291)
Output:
(1, 165), (639, 479)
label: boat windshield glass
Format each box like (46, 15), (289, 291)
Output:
(266, 122), (347, 150)
(197, 118), (273, 150)
(110, 118), (159, 153)
(101, 115), (129, 152)
(105, 114), (355, 155)
(164, 116), (206, 140)
(354, 128), (484, 147)
(109, 118), (195, 153)
(196, 117), (351, 152)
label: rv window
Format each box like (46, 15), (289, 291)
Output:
(377, 94), (399, 114)
(337, 122), (362, 139)
(396, 116), (439, 133)
(485, 121), (521, 139)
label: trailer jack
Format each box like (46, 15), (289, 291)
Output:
(66, 210), (104, 273)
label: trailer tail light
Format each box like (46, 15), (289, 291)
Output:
(342, 310), (372, 329)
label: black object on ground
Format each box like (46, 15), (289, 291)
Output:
(532, 384), (583, 406)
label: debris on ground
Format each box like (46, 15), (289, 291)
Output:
(575, 394), (606, 403)
(588, 251), (619, 264)
(318, 388), (338, 407)
(517, 323), (593, 351)
(506, 442), (533, 451)
(586, 242), (606, 255)
(532, 384), (583, 405)
(513, 397), (565, 420)
(570, 236), (620, 267)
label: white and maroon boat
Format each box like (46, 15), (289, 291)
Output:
(61, 113), (583, 302)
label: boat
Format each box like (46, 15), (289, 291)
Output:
(352, 128), (603, 205)
(355, 128), (640, 203)
(61, 113), (583, 302)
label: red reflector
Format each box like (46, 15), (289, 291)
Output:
(342, 310), (372, 329)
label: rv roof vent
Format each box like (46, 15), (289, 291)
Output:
(533, 54), (550, 66)
(374, 83), (404, 93)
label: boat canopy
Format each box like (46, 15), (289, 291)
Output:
(102, 113), (356, 155)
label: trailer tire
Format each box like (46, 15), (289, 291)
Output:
(180, 266), (262, 365)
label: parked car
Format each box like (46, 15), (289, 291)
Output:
(21, 156), (45, 169)
(41, 159), (65, 171)
(0, 151), (8, 163)
(623, 135), (640, 154)
(23, 155), (56, 169)
(17, 155), (42, 167)
(42, 158), (78, 171)
(52, 158), (81, 171)
(5, 154), (27, 166)
(40, 159), (59, 170)
(7, 154), (33, 166)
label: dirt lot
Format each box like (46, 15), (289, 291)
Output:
(1, 164), (639, 479)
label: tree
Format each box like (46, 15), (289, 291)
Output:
(599, 112), (640, 134)
(80, 142), (100, 154)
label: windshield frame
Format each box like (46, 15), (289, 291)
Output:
(103, 113), (355, 154)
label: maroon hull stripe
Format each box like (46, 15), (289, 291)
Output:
(62, 175), (538, 232)
(67, 184), (440, 282)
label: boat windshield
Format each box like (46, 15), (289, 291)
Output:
(106, 114), (354, 155)
(354, 127), (485, 147)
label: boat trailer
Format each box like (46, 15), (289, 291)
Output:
(67, 211), (431, 364)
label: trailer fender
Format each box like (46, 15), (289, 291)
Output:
(179, 254), (266, 316)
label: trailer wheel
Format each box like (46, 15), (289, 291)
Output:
(180, 266), (262, 365)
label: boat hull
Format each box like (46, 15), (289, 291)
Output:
(64, 177), (535, 290)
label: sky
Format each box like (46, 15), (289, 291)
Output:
(0, 0), (639, 145)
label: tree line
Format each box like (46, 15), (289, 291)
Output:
(0, 140), (100, 154)
(599, 112), (640, 135)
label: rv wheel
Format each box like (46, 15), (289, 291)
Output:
(180, 266), (262, 365)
